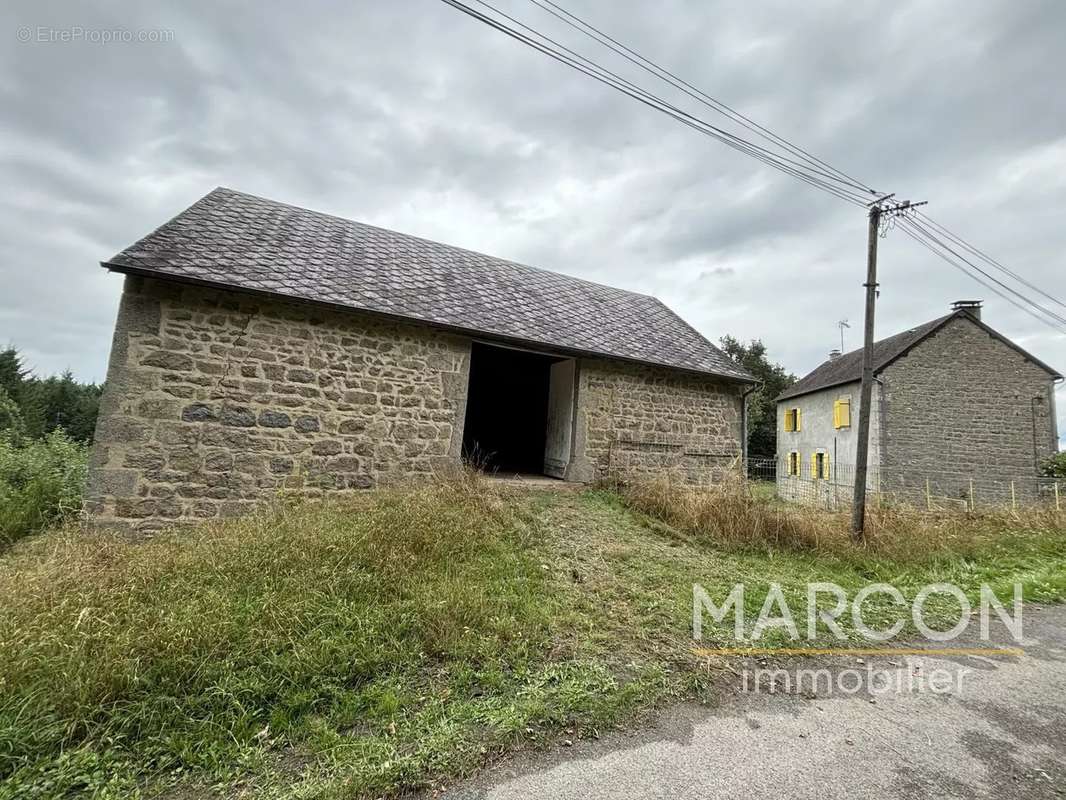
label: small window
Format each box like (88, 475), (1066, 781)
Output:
(787, 451), (799, 476)
(833, 398), (851, 429)
(784, 407), (802, 432)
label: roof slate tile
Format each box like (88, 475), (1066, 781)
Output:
(104, 187), (753, 382)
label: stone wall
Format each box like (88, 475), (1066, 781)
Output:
(87, 276), (748, 530)
(568, 359), (744, 484)
(880, 315), (1058, 501)
(86, 276), (470, 531)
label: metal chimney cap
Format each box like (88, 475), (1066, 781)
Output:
(951, 300), (983, 320)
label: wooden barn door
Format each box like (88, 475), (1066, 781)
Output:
(543, 359), (576, 478)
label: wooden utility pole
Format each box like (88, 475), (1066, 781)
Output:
(851, 196), (926, 542)
(850, 204), (881, 541)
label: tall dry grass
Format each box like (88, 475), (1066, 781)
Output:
(0, 469), (548, 795)
(619, 472), (1066, 560)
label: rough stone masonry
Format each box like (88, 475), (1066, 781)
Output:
(86, 276), (744, 531)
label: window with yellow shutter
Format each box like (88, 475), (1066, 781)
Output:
(784, 407), (802, 432)
(833, 398), (851, 429)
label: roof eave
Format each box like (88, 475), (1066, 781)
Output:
(102, 261), (757, 385)
(775, 374), (866, 403)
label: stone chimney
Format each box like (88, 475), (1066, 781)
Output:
(828, 349), (841, 361)
(951, 300), (982, 320)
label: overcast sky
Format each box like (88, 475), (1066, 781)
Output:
(3, 0), (1064, 442)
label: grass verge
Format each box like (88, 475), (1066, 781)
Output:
(1, 473), (1064, 798)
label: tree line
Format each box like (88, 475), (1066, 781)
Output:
(0, 347), (103, 443)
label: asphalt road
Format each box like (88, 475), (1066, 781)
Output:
(439, 605), (1066, 800)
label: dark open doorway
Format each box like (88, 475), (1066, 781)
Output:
(462, 342), (574, 476)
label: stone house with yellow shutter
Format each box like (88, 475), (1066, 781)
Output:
(86, 188), (755, 531)
(775, 302), (1061, 506)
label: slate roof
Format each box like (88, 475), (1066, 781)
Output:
(777, 310), (1062, 401)
(103, 188), (753, 383)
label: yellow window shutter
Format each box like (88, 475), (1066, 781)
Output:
(810, 453), (817, 478)
(841, 399), (851, 428)
(823, 453), (831, 479)
(784, 410), (793, 432)
(795, 408), (802, 431)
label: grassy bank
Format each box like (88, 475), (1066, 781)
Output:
(1, 475), (1064, 798)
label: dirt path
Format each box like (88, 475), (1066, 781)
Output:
(438, 605), (1066, 799)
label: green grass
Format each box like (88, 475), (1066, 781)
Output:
(1, 475), (1064, 799)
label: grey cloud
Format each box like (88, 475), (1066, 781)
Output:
(1, 0), (1063, 440)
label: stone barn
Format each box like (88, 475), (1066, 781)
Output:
(86, 188), (754, 530)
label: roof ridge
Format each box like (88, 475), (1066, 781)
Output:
(830, 312), (955, 363)
(777, 309), (1061, 402)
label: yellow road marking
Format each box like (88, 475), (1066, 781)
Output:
(691, 646), (1024, 657)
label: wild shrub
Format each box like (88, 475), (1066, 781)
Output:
(0, 430), (87, 546)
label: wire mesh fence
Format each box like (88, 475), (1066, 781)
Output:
(746, 456), (1064, 513)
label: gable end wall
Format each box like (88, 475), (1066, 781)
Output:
(86, 276), (472, 531)
(880, 315), (1057, 498)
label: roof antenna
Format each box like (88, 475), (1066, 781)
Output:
(837, 319), (850, 353)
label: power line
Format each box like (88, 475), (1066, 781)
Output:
(527, 0), (877, 196)
(526, 0), (1061, 323)
(441, 0), (874, 205)
(469, 0), (862, 192)
(442, 0), (1066, 331)
(897, 217), (1066, 335)
(460, 0), (874, 203)
(900, 216), (1066, 329)
(915, 211), (1066, 310)
(899, 216), (1066, 331)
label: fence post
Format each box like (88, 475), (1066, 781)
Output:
(1056, 482), (1061, 512)
(1010, 480), (1016, 511)
(925, 477), (932, 511)
(969, 478), (975, 512)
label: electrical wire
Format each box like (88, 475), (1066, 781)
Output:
(441, 0), (872, 205)
(441, 0), (1066, 329)
(896, 217), (1066, 335)
(901, 216), (1066, 328)
(915, 211), (1066, 310)
(528, 0), (876, 196)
